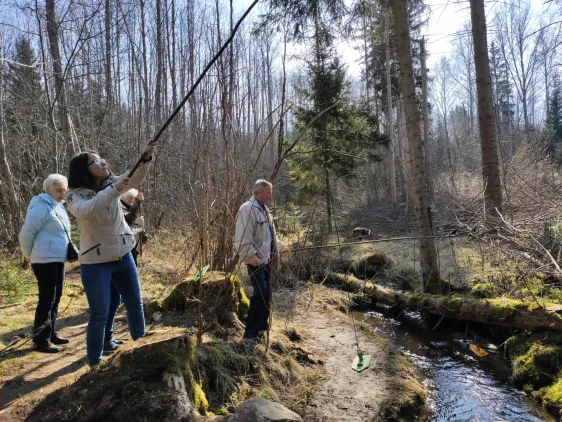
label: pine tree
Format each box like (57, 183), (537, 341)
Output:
(4, 38), (46, 204)
(290, 38), (370, 231)
(5, 38), (44, 140)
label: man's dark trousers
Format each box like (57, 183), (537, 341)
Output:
(243, 264), (270, 339)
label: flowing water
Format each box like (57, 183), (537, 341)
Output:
(359, 310), (554, 422)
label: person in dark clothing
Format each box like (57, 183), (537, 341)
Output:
(120, 189), (146, 266)
(234, 179), (290, 339)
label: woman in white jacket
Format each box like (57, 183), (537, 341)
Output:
(66, 146), (153, 366)
(19, 174), (71, 353)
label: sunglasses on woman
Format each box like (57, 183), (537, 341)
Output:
(88, 158), (107, 167)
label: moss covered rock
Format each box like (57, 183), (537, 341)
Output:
(26, 334), (201, 422)
(470, 282), (499, 298)
(163, 271), (249, 324)
(504, 332), (562, 418)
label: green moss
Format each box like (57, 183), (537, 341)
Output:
(196, 340), (259, 411)
(540, 376), (562, 410)
(503, 333), (562, 406)
(488, 297), (536, 311)
(504, 334), (533, 359)
(163, 271), (250, 322)
(512, 343), (562, 388)
(471, 282), (499, 298)
(190, 378), (209, 414)
(235, 280), (250, 319)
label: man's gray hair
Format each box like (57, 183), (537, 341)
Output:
(43, 174), (68, 192)
(253, 179), (272, 194)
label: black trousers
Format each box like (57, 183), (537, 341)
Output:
(131, 248), (138, 266)
(243, 264), (271, 339)
(31, 262), (65, 344)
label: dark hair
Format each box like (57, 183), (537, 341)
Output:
(68, 151), (100, 190)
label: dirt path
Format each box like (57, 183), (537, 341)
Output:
(0, 314), (131, 422)
(1, 284), (425, 422)
(292, 288), (425, 422)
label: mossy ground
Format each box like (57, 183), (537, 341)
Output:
(504, 332), (562, 416)
(25, 327), (320, 421)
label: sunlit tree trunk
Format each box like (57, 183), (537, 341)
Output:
(385, 6), (397, 206)
(470, 0), (503, 214)
(393, 0), (440, 293)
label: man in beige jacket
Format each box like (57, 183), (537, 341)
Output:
(234, 179), (288, 339)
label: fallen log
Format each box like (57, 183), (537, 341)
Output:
(365, 283), (562, 332)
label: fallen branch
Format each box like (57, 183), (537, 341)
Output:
(367, 283), (562, 332)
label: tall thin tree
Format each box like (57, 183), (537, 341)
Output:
(470, 0), (503, 214)
(392, 0), (440, 293)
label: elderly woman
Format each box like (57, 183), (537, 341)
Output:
(19, 174), (72, 353)
(66, 146), (153, 366)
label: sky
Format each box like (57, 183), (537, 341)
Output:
(236, 0), (550, 79)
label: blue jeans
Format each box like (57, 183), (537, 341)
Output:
(243, 264), (271, 339)
(105, 248), (139, 342)
(105, 282), (121, 344)
(81, 252), (145, 366)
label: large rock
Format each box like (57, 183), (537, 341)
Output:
(162, 271), (249, 325)
(228, 398), (302, 422)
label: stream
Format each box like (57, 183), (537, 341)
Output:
(359, 309), (554, 422)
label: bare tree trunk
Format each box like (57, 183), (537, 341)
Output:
(385, 7), (397, 206)
(399, 96), (414, 211)
(469, 0), (503, 214)
(270, 23), (288, 185)
(45, 0), (77, 156)
(104, 0), (112, 105)
(420, 37), (433, 199)
(393, 0), (440, 293)
(154, 0), (163, 125)
(140, 0), (150, 129)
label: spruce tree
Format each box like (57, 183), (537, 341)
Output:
(5, 37), (44, 140)
(290, 38), (369, 232)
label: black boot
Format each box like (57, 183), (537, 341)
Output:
(103, 340), (121, 352)
(51, 334), (70, 345)
(35, 341), (61, 353)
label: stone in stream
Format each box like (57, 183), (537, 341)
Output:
(228, 398), (303, 422)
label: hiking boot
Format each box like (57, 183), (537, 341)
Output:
(35, 341), (61, 353)
(112, 339), (124, 345)
(103, 340), (120, 352)
(51, 335), (70, 345)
